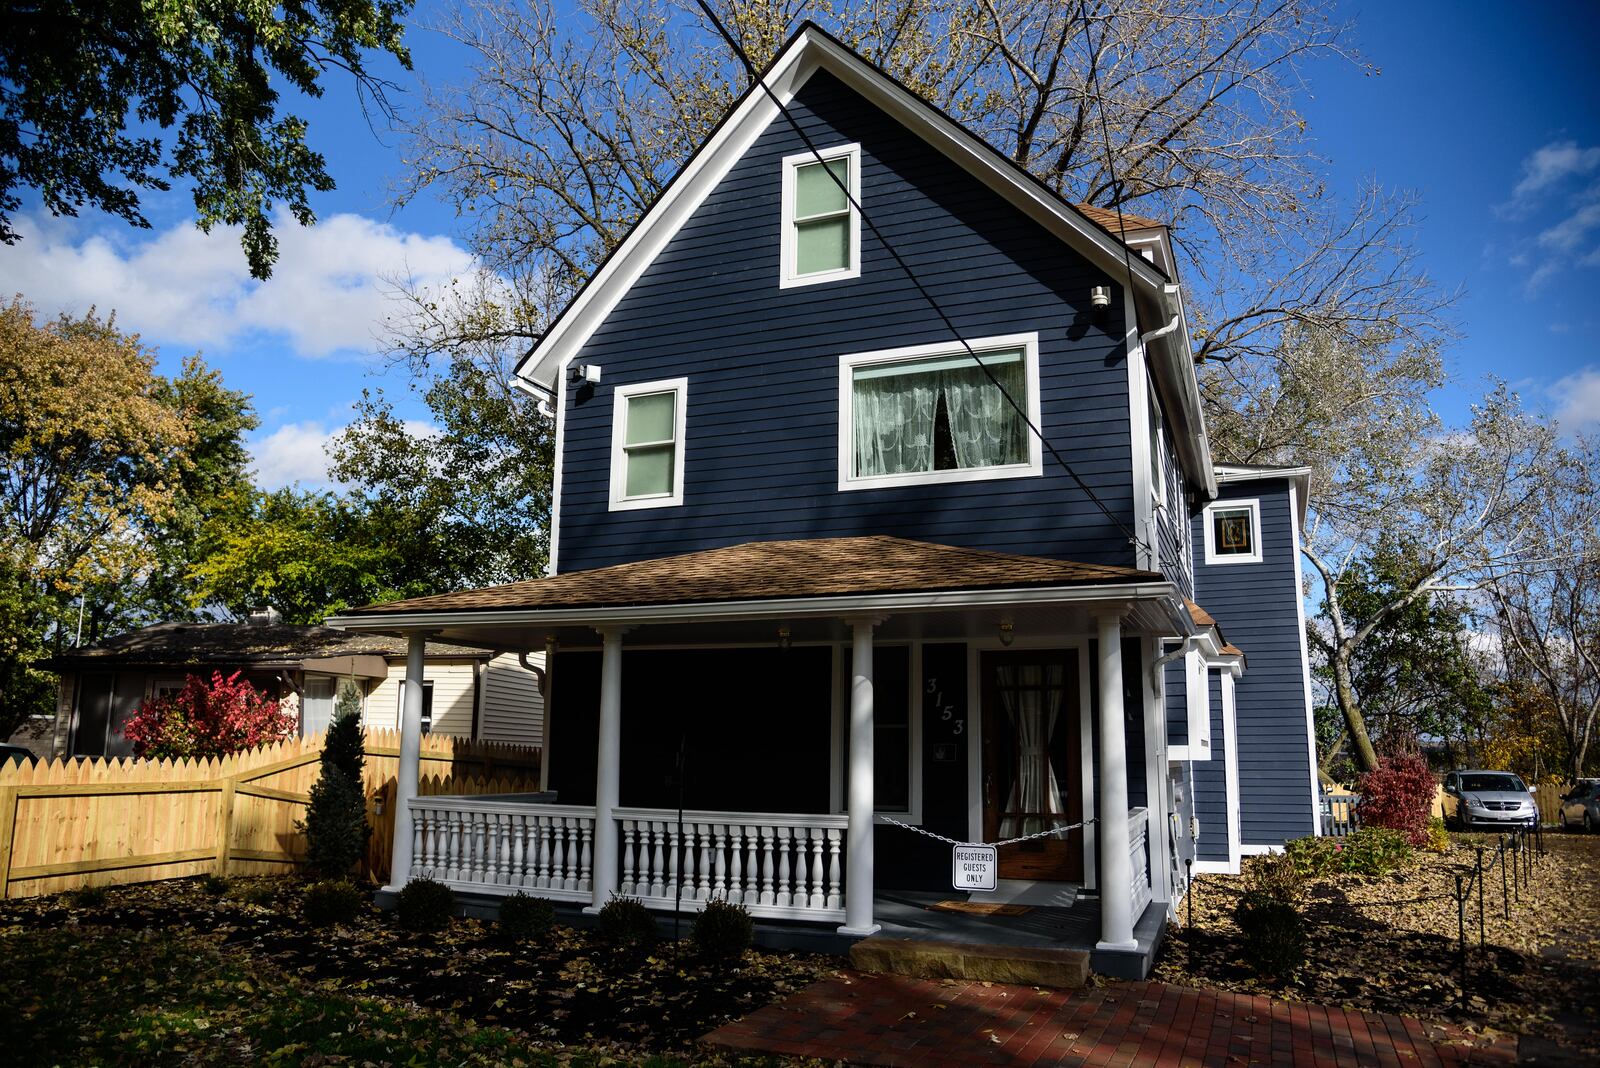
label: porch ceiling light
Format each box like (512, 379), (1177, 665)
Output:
(777, 624), (792, 650)
(998, 617), (1015, 646)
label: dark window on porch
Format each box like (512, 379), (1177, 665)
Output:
(873, 646), (911, 813)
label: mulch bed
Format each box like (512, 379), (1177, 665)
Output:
(0, 877), (841, 1055)
(1151, 830), (1600, 1059)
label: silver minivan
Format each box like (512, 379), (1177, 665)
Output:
(1558, 780), (1600, 833)
(1441, 769), (1538, 831)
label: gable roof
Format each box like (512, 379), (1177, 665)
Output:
(1074, 203), (1168, 234)
(336, 536), (1162, 617)
(517, 24), (1169, 380)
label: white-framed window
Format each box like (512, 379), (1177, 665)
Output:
(1203, 498), (1263, 565)
(836, 332), (1042, 491)
(609, 377), (688, 511)
(780, 143), (861, 288)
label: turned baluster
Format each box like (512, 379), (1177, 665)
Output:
(826, 828), (843, 910)
(534, 816), (551, 888)
(726, 825), (744, 904)
(697, 823), (714, 900)
(649, 822), (667, 898)
(808, 827), (826, 910)
(578, 819), (593, 892)
(775, 827), (793, 907)
(621, 820), (638, 896)
(759, 826), (776, 906)
(667, 821), (683, 900)
(712, 824), (728, 900)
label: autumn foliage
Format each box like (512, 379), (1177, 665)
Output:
(1355, 752), (1437, 846)
(123, 671), (294, 759)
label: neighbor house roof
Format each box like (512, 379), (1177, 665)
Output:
(39, 622), (495, 672)
(1073, 203), (1168, 234)
(338, 537), (1163, 617)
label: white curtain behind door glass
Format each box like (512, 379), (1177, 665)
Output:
(997, 663), (1066, 836)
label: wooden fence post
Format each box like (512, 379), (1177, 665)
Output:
(214, 776), (237, 876)
(0, 785), (17, 899)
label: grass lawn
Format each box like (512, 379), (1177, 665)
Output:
(0, 878), (832, 1067)
(1152, 829), (1600, 1060)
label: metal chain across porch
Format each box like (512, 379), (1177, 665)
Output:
(875, 813), (1098, 848)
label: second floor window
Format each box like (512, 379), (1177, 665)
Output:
(610, 378), (688, 510)
(1203, 498), (1262, 565)
(838, 334), (1042, 490)
(781, 144), (860, 286)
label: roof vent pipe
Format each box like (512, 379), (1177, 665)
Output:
(247, 606), (283, 627)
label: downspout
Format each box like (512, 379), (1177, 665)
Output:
(1139, 313), (1181, 347)
(518, 651), (548, 699)
(1149, 633), (1206, 694)
(470, 657), (485, 740)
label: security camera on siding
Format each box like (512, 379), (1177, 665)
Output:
(1090, 285), (1111, 312)
(570, 363), (602, 385)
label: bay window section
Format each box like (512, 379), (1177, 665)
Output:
(839, 334), (1041, 490)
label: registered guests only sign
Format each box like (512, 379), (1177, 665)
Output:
(952, 844), (998, 891)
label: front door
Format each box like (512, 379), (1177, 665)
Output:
(981, 650), (1083, 881)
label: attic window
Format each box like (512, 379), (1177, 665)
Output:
(1203, 499), (1262, 565)
(781, 144), (860, 287)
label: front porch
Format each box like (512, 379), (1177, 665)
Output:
(331, 537), (1210, 976)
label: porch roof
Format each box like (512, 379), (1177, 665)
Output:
(1183, 600), (1245, 658)
(337, 537), (1162, 619)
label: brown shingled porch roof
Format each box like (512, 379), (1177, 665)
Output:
(1185, 599), (1244, 657)
(342, 536), (1163, 617)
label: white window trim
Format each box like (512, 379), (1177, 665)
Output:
(1202, 497), (1263, 566)
(780, 142), (862, 288)
(608, 377), (688, 511)
(1147, 381), (1167, 511)
(836, 332), (1043, 492)
(830, 639), (923, 823)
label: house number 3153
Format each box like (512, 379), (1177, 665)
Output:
(925, 677), (964, 736)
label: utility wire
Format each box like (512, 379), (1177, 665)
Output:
(691, 4), (1149, 556)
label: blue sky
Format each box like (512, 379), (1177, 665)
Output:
(1, 1), (1596, 488)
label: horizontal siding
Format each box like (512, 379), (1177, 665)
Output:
(365, 661), (479, 740)
(557, 69), (1137, 572)
(1165, 655), (1187, 748)
(1156, 428), (1194, 598)
(1193, 479), (1315, 844)
(479, 652), (544, 747)
(1192, 672), (1229, 862)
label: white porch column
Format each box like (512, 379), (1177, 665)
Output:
(386, 630), (429, 891)
(839, 617), (881, 936)
(587, 626), (627, 912)
(1095, 609), (1137, 950)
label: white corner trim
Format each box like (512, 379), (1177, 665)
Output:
(1191, 859), (1238, 875)
(835, 332), (1043, 491)
(1201, 497), (1263, 566)
(779, 142), (861, 288)
(1288, 480), (1322, 836)
(1125, 295), (1157, 572)
(1220, 670), (1242, 873)
(607, 377), (689, 511)
(548, 368), (567, 575)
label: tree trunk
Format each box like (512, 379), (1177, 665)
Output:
(1332, 647), (1380, 774)
(1318, 728), (1348, 783)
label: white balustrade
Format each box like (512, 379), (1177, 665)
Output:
(614, 807), (848, 922)
(1129, 806), (1152, 921)
(408, 796), (596, 902)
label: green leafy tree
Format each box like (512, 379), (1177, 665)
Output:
(328, 351), (553, 587)
(1, 0), (412, 278)
(1310, 540), (1494, 777)
(301, 680), (370, 878)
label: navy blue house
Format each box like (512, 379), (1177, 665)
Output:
(332, 25), (1319, 978)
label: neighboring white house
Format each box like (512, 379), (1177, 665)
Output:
(37, 620), (545, 759)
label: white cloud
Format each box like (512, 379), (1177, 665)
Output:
(249, 417), (443, 490)
(1551, 366), (1600, 435)
(0, 210), (476, 359)
(250, 422), (340, 489)
(1537, 200), (1600, 252)
(1509, 140), (1600, 207)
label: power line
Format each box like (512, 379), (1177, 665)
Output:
(690, 6), (1150, 556)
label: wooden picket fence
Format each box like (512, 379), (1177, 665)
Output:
(0, 730), (540, 899)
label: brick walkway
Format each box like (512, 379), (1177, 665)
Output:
(702, 971), (1517, 1067)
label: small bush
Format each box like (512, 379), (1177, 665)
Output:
(499, 892), (556, 943)
(1242, 853), (1302, 904)
(1355, 753), (1436, 846)
(1284, 828), (1412, 878)
(199, 873), (230, 896)
(395, 878), (455, 932)
(1236, 889), (1306, 976)
(302, 879), (366, 927)
(1424, 816), (1451, 854)
(70, 884), (108, 909)
(693, 898), (753, 962)
(597, 895), (657, 948)
(237, 881), (277, 907)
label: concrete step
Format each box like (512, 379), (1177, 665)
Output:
(848, 936), (1091, 989)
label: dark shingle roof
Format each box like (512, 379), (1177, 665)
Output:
(342, 536), (1162, 617)
(1073, 203), (1168, 234)
(41, 622), (494, 670)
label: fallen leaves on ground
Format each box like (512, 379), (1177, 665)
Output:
(0, 878), (839, 1066)
(1152, 830), (1600, 1059)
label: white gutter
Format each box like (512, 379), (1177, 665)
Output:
(326, 580), (1183, 633)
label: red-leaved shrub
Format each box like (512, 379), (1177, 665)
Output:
(123, 671), (295, 759)
(1355, 753), (1436, 846)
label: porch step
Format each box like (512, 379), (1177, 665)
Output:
(848, 937), (1090, 989)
